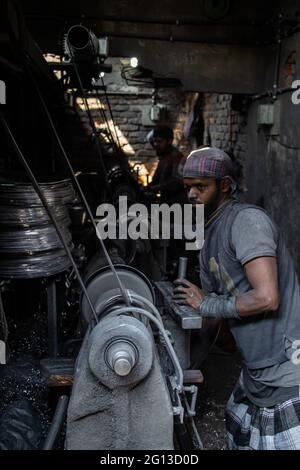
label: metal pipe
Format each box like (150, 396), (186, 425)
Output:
(252, 86), (295, 102)
(25, 15), (280, 46)
(102, 30), (273, 46)
(27, 13), (297, 29)
(66, 25), (99, 60)
(272, 32), (282, 100)
(43, 395), (69, 450)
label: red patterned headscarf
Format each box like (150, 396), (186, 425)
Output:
(183, 147), (237, 192)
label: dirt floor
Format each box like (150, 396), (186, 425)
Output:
(196, 349), (242, 450)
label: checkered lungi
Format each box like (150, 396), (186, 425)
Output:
(225, 374), (300, 450)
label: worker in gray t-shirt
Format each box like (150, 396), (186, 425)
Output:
(173, 146), (300, 450)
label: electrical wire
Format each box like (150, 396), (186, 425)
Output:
(271, 137), (300, 151)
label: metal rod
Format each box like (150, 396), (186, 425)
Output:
(43, 395), (69, 450)
(47, 279), (58, 357)
(0, 109), (99, 325)
(0, 289), (8, 344)
(178, 257), (188, 280)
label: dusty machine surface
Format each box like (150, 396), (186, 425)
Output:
(67, 265), (178, 450)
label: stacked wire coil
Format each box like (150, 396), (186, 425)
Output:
(0, 180), (75, 279)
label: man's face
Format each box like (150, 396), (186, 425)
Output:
(152, 137), (171, 157)
(184, 177), (222, 218)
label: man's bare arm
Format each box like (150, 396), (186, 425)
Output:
(236, 257), (280, 317)
(173, 257), (280, 319)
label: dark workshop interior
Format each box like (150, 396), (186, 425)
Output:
(1, 0), (300, 452)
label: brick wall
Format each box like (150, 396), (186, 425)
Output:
(203, 93), (247, 166)
(77, 89), (196, 157)
(76, 76), (198, 183)
(76, 59), (248, 185)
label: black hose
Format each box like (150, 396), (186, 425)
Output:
(173, 416), (194, 451)
(43, 395), (69, 450)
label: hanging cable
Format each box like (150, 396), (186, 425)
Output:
(70, 59), (109, 188)
(94, 88), (119, 153)
(0, 108), (99, 325)
(72, 26), (122, 153)
(68, 33), (119, 162)
(90, 86), (118, 152)
(99, 76), (122, 151)
(22, 61), (132, 308)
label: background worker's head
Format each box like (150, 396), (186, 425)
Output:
(151, 126), (174, 157)
(183, 147), (236, 218)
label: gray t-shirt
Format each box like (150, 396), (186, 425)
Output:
(200, 201), (300, 406)
(243, 338), (300, 407)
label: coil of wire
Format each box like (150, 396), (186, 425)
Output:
(0, 252), (73, 279)
(0, 179), (75, 207)
(0, 205), (70, 228)
(0, 180), (75, 279)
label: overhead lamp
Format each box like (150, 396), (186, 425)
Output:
(130, 57), (139, 68)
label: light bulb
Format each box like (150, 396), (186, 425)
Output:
(130, 57), (138, 68)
